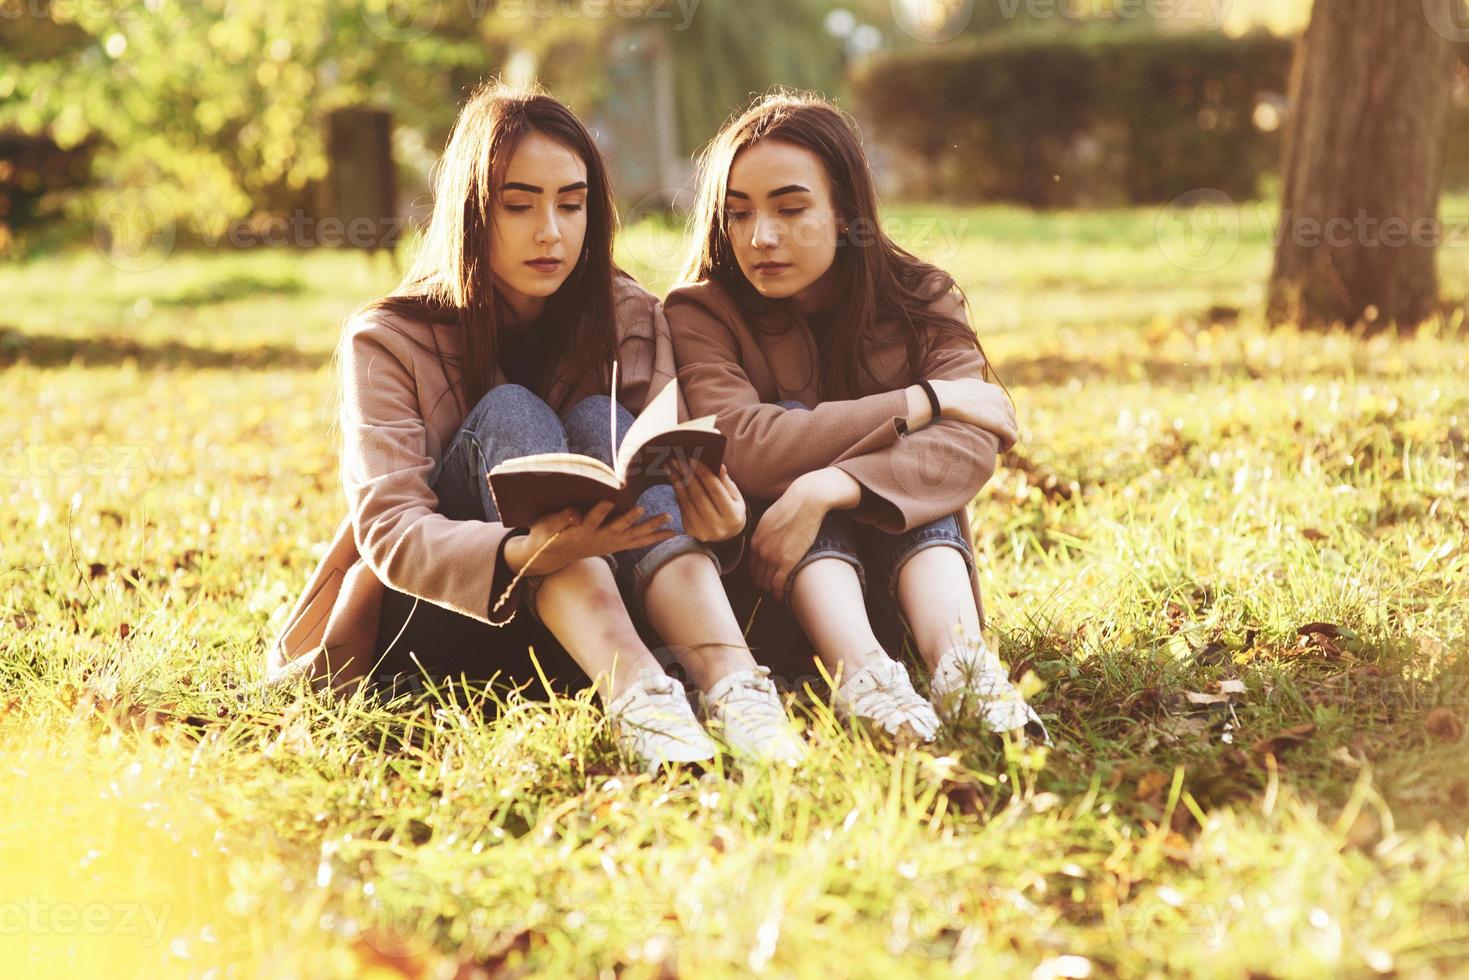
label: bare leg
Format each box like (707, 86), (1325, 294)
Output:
(532, 557), (664, 702)
(894, 546), (983, 671)
(787, 558), (888, 685)
(641, 552), (760, 692)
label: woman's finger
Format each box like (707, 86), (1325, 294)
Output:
(603, 505), (646, 533)
(583, 500), (617, 531)
(717, 465), (743, 504)
(680, 462), (719, 519)
(690, 460), (732, 509)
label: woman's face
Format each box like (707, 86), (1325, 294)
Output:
(487, 131), (589, 320)
(724, 139), (842, 307)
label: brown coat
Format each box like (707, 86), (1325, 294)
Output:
(664, 279), (1009, 623)
(267, 276), (690, 693)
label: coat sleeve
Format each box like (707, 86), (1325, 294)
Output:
(666, 294), (911, 501)
(832, 291), (1010, 533)
(340, 317), (528, 626)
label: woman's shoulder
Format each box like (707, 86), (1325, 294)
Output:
(340, 297), (452, 372)
(663, 279), (744, 328)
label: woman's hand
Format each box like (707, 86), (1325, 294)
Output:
(505, 501), (674, 578)
(669, 459), (747, 543)
(749, 468), (859, 598)
(930, 378), (1019, 449)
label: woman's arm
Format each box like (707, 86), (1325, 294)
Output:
(826, 290), (1009, 533)
(340, 318), (531, 625)
(667, 293), (932, 500)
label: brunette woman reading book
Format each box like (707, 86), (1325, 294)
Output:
(666, 92), (1051, 747)
(268, 84), (805, 771)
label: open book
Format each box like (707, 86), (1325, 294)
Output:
(486, 375), (726, 528)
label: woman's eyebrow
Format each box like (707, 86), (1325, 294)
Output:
(725, 184), (812, 200)
(501, 180), (588, 193)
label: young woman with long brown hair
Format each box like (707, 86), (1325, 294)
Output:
(666, 92), (1050, 746)
(268, 83), (806, 771)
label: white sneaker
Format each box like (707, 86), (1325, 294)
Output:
(832, 658), (940, 745)
(929, 638), (1051, 745)
(700, 665), (808, 767)
(605, 668), (719, 773)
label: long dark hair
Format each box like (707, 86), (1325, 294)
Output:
(680, 90), (996, 401)
(359, 82), (620, 416)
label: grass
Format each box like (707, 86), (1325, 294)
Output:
(1, 198), (1466, 978)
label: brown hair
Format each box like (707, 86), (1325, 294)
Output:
(358, 81), (622, 417)
(680, 90), (997, 400)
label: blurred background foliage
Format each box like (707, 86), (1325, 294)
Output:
(6, 0), (1452, 258)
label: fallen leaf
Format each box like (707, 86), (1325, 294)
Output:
(1424, 707), (1464, 742)
(1136, 771), (1170, 804)
(1252, 722), (1316, 760)
(1185, 690), (1230, 705)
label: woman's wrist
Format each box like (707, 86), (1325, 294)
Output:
(795, 467), (862, 512)
(904, 384), (934, 429)
(502, 532), (532, 573)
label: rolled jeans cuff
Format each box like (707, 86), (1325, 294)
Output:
(628, 532), (717, 614)
(782, 544), (866, 608)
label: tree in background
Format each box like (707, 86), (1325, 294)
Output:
(0, 0), (498, 241)
(1267, 0), (1460, 331)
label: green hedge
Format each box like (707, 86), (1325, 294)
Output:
(850, 30), (1296, 207)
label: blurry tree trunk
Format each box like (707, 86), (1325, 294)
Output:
(1267, 0), (1458, 331)
(325, 108), (399, 257)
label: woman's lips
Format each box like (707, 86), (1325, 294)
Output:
(753, 262), (791, 276)
(525, 258), (563, 273)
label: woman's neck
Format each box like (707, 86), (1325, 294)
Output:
(791, 265), (840, 315)
(495, 277), (546, 324)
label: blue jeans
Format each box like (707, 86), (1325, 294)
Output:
(435, 383), (715, 617)
(371, 383), (715, 698)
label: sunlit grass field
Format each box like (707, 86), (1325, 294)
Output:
(2, 199), (1466, 978)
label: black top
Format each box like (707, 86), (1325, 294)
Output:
(498, 320), (547, 391)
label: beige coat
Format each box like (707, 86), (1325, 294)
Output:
(663, 279), (1009, 621)
(267, 277), (689, 693)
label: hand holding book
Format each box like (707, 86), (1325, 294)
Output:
(487, 377), (727, 528)
(502, 500), (676, 579)
(667, 458), (746, 544)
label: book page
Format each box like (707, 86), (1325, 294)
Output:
(613, 379), (681, 480)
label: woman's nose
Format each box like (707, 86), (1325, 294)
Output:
(536, 208), (562, 245)
(751, 215), (779, 249)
